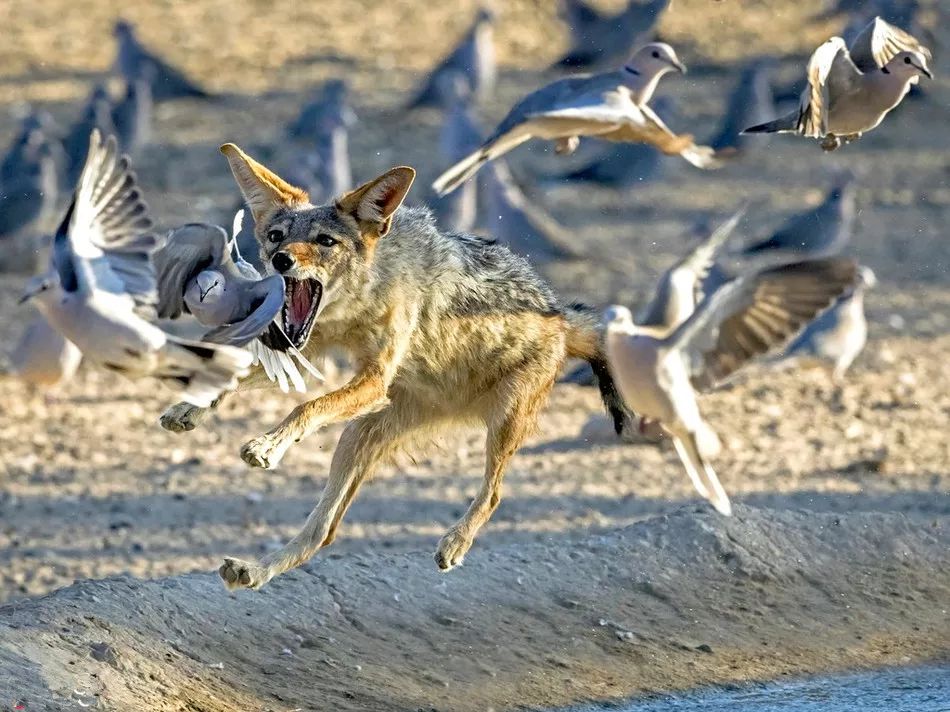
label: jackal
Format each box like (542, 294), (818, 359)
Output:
(160, 144), (627, 590)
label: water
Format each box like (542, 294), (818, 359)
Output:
(570, 664), (950, 712)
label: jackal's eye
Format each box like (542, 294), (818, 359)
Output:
(315, 233), (338, 247)
(266, 229), (284, 244)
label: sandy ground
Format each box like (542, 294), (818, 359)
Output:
(0, 0), (949, 708)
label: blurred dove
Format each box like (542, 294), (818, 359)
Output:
(155, 213), (322, 394)
(287, 79), (357, 143)
(479, 161), (580, 263)
(710, 58), (777, 155)
(407, 7), (496, 109)
(743, 17), (932, 151)
(111, 75), (153, 158)
(637, 205), (747, 329)
(0, 133), (57, 240)
(9, 315), (82, 388)
(19, 131), (251, 407)
(428, 73), (483, 231)
(433, 43), (720, 196)
(779, 265), (875, 382)
(555, 0), (672, 69)
(113, 19), (210, 101)
(605, 258), (859, 515)
(739, 173), (856, 259)
(1, 110), (66, 186)
(63, 84), (116, 186)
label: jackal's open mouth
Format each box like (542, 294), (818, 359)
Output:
(282, 278), (323, 348)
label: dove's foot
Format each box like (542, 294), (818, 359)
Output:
(434, 528), (473, 571)
(821, 134), (842, 152)
(241, 431), (291, 469)
(555, 136), (580, 155)
(219, 557), (272, 590)
(160, 401), (208, 433)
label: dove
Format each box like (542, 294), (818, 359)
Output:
(779, 266), (876, 382)
(1, 110), (66, 186)
(742, 17), (932, 151)
(63, 84), (116, 186)
(710, 58), (777, 155)
(479, 161), (580, 263)
(0, 133), (58, 273)
(113, 19), (210, 101)
(739, 173), (856, 259)
(604, 258), (859, 515)
(287, 79), (357, 143)
(155, 213), (323, 394)
(111, 75), (153, 158)
(18, 131), (251, 407)
(407, 7), (496, 109)
(9, 315), (83, 389)
(433, 43), (720, 196)
(428, 73), (483, 231)
(555, 0), (672, 69)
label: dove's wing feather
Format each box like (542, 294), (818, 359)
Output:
(850, 16), (931, 72)
(154, 224), (230, 319)
(598, 103), (722, 168)
(201, 275), (285, 347)
(799, 37), (861, 138)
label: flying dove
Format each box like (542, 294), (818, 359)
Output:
(113, 19), (210, 102)
(9, 314), (82, 389)
(63, 84), (116, 186)
(554, 0), (671, 69)
(743, 17), (932, 151)
(605, 258), (859, 515)
(18, 131), (251, 407)
(779, 266), (876, 383)
(407, 7), (496, 109)
(111, 75), (153, 158)
(433, 43), (720, 196)
(155, 212), (323, 394)
(709, 58), (777, 155)
(739, 173), (856, 259)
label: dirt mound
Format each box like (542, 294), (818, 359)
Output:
(2, 506), (947, 711)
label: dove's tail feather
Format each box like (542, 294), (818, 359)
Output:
(432, 148), (491, 196)
(742, 112), (799, 135)
(563, 303), (631, 437)
(672, 430), (732, 516)
(159, 335), (253, 408)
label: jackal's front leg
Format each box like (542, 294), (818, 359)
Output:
(241, 366), (390, 469)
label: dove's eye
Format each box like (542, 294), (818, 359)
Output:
(266, 229), (284, 244)
(652, 51), (660, 59)
(904, 56), (912, 64)
(315, 233), (338, 247)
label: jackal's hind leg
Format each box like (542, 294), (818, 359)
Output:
(435, 365), (557, 571)
(159, 394), (227, 433)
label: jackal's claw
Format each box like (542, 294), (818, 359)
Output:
(435, 529), (472, 572)
(240, 433), (288, 470)
(219, 557), (270, 590)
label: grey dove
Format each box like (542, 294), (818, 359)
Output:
(710, 58), (777, 155)
(9, 315), (82, 389)
(155, 212), (322, 394)
(1, 110), (66, 186)
(428, 72), (483, 232)
(0, 129), (58, 272)
(479, 161), (581, 263)
(407, 7), (496, 109)
(433, 43), (720, 196)
(555, 0), (671, 69)
(743, 17), (932, 151)
(111, 75), (153, 158)
(605, 258), (859, 515)
(779, 266), (876, 382)
(113, 19), (210, 101)
(19, 131), (251, 407)
(63, 84), (116, 186)
(287, 79), (356, 143)
(739, 173), (856, 259)
(544, 96), (676, 188)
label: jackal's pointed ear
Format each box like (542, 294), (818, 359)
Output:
(335, 166), (415, 239)
(220, 143), (309, 223)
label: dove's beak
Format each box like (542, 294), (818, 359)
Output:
(920, 64), (933, 79)
(672, 59), (686, 74)
(17, 292), (32, 305)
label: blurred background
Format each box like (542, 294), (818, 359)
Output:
(0, 0), (947, 604)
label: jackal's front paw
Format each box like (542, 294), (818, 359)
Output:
(435, 529), (473, 572)
(218, 557), (271, 590)
(159, 402), (205, 433)
(241, 432), (290, 469)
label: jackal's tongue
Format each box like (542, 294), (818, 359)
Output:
(288, 280), (313, 328)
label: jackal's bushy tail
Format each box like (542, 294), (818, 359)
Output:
(564, 303), (630, 436)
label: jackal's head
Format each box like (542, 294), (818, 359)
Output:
(220, 143), (415, 348)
